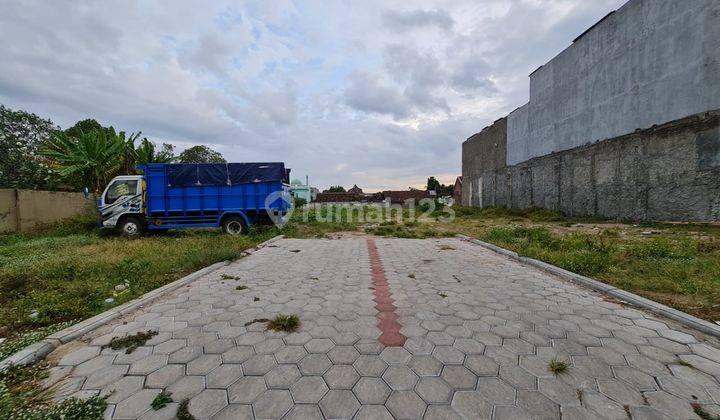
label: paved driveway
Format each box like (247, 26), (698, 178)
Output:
(49, 237), (720, 419)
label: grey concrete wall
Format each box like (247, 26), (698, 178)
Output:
(461, 118), (507, 206)
(483, 110), (720, 221)
(508, 0), (720, 165)
(0, 189), (94, 233)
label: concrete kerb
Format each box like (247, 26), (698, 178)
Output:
(456, 234), (720, 339)
(0, 234), (285, 370)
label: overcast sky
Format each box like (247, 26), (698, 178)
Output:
(0, 0), (627, 191)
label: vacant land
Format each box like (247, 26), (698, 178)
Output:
(430, 207), (720, 322)
(0, 213), (280, 358)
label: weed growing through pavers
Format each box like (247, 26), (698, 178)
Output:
(677, 359), (694, 367)
(408, 273), (415, 279)
(439, 244), (455, 250)
(693, 403), (720, 420)
(151, 391), (173, 410)
(438, 293), (448, 298)
(104, 330), (158, 354)
(177, 398), (196, 420)
(267, 314), (300, 332)
(290, 249), (301, 253)
(576, 389), (584, 402)
(235, 285), (248, 290)
(253, 297), (260, 302)
(220, 274), (239, 280)
(548, 358), (570, 375)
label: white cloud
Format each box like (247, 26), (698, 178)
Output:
(0, 0), (628, 191)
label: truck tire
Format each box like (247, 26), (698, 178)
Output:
(222, 216), (245, 235)
(119, 217), (143, 237)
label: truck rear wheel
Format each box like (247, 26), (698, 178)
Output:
(119, 217), (143, 237)
(222, 217), (245, 235)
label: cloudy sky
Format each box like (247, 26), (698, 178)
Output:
(0, 0), (626, 191)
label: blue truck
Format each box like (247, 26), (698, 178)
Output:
(98, 162), (292, 236)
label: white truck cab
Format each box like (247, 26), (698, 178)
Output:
(98, 175), (145, 234)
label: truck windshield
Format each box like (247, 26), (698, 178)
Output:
(105, 180), (138, 205)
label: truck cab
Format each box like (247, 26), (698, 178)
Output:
(98, 175), (145, 235)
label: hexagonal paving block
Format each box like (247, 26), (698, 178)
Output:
(354, 405), (394, 420)
(453, 339), (485, 355)
(291, 376), (329, 403)
(284, 404), (324, 420)
(328, 346), (360, 364)
(254, 338), (285, 354)
(403, 337), (435, 356)
(305, 338), (335, 353)
(102, 376), (144, 404)
(441, 365), (478, 390)
(433, 346), (466, 365)
(114, 388), (160, 419)
(353, 355), (388, 377)
(252, 390), (293, 418)
(165, 375), (205, 400)
(275, 345), (308, 364)
(476, 377), (515, 405)
(516, 390), (560, 419)
(386, 390), (427, 419)
(168, 345), (203, 364)
(221, 346), (255, 363)
(464, 355), (499, 377)
(73, 355), (115, 376)
(207, 364), (244, 389)
(409, 355), (443, 377)
(265, 364), (301, 389)
(188, 389), (228, 418)
(82, 364), (130, 389)
(228, 376), (267, 404)
(415, 377), (453, 404)
(59, 346), (101, 366)
(284, 331), (313, 346)
(380, 347), (412, 364)
(212, 404), (253, 420)
(145, 364), (184, 388)
(152, 339), (186, 355)
(323, 365), (360, 390)
(352, 377), (391, 404)
(186, 354), (222, 375)
(319, 389), (361, 418)
(299, 354), (332, 375)
(383, 366), (419, 390)
(204, 338), (235, 354)
(242, 354), (277, 376)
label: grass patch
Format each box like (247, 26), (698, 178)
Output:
(408, 273), (415, 279)
(235, 285), (248, 290)
(104, 330), (158, 354)
(266, 314), (300, 332)
(151, 391), (173, 410)
(176, 398), (195, 420)
(692, 403), (720, 420)
(438, 293), (448, 298)
(0, 321), (74, 360)
(220, 274), (239, 280)
(0, 363), (107, 419)
(440, 206), (720, 321)
(548, 358), (570, 375)
(0, 214), (279, 339)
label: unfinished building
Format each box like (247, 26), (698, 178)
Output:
(462, 0), (720, 221)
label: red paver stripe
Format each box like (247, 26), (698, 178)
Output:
(367, 238), (407, 347)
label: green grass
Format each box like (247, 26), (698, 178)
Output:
(151, 391), (173, 410)
(0, 363), (107, 419)
(548, 358), (570, 375)
(266, 314), (300, 332)
(0, 213), (279, 344)
(440, 206), (720, 321)
(104, 330), (158, 354)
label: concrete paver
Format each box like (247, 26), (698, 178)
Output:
(49, 237), (720, 419)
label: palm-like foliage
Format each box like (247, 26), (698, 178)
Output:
(42, 129), (126, 193)
(134, 138), (175, 165)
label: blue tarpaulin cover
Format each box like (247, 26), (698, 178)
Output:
(165, 163), (288, 187)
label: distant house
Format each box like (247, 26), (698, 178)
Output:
(348, 184), (363, 194)
(453, 176), (462, 205)
(381, 189), (434, 205)
(290, 178), (316, 202)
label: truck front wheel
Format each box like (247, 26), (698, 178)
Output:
(119, 217), (143, 237)
(222, 217), (245, 235)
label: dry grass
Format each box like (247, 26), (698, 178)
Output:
(548, 358), (571, 375)
(266, 314), (301, 332)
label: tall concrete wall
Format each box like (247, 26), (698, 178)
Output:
(0, 189), (94, 233)
(508, 0), (720, 165)
(461, 118), (507, 206)
(482, 111), (720, 221)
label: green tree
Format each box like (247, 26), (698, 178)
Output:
(177, 145), (225, 163)
(134, 139), (175, 165)
(426, 176), (441, 192)
(327, 185), (346, 192)
(0, 105), (58, 189)
(42, 128), (127, 193)
(64, 119), (104, 139)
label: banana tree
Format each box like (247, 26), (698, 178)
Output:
(42, 128), (126, 193)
